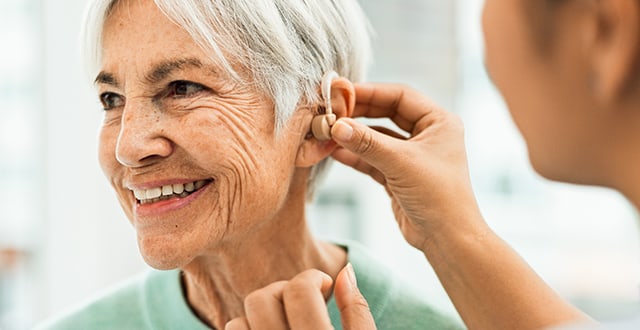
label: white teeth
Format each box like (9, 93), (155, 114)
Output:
(131, 180), (209, 203)
(146, 187), (162, 199)
(134, 189), (146, 200)
(173, 184), (184, 194)
(162, 185), (173, 196)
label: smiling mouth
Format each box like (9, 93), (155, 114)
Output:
(132, 180), (212, 205)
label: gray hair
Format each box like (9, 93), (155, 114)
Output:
(81, 0), (372, 198)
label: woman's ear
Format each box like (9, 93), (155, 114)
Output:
(328, 77), (356, 120)
(590, 0), (640, 102)
(295, 77), (355, 168)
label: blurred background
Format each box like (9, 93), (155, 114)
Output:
(1, 0), (639, 329)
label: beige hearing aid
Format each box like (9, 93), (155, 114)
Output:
(311, 70), (340, 141)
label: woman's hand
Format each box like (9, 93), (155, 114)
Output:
(331, 83), (590, 329)
(331, 83), (485, 251)
(225, 265), (376, 330)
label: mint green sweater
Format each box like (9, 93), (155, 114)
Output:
(37, 242), (462, 329)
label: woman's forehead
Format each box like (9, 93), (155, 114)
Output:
(100, 2), (219, 77)
(103, 0), (189, 48)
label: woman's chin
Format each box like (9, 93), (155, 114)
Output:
(137, 236), (194, 270)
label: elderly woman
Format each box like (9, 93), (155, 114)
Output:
(37, 0), (461, 329)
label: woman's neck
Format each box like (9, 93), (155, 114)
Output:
(180, 216), (347, 329)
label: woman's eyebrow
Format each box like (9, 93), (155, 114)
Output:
(93, 57), (219, 87)
(94, 72), (119, 87)
(145, 57), (217, 84)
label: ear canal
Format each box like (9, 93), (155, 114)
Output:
(311, 71), (339, 140)
(311, 113), (336, 141)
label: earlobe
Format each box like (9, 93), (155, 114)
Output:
(591, 0), (640, 102)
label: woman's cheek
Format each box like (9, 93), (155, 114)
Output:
(213, 163), (256, 237)
(220, 150), (260, 205)
(215, 146), (289, 236)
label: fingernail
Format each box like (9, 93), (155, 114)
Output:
(346, 262), (357, 288)
(332, 120), (353, 142)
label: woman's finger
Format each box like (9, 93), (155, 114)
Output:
(331, 124), (406, 185)
(369, 125), (408, 140)
(244, 281), (289, 330)
(331, 118), (405, 177)
(282, 269), (334, 330)
(352, 83), (440, 133)
(334, 264), (377, 330)
(331, 147), (387, 186)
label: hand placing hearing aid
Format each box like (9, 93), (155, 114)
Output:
(311, 70), (340, 141)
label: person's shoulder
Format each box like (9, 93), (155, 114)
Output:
(34, 270), (160, 330)
(339, 240), (464, 330)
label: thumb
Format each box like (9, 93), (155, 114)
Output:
(331, 118), (400, 171)
(334, 263), (377, 330)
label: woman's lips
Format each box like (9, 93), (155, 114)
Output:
(132, 179), (213, 217)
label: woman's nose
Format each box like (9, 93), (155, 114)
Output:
(115, 105), (173, 168)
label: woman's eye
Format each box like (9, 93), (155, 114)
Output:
(168, 80), (206, 98)
(99, 92), (125, 111)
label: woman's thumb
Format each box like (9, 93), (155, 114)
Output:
(334, 264), (377, 330)
(331, 118), (397, 169)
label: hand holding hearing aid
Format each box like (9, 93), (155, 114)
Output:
(330, 82), (484, 252)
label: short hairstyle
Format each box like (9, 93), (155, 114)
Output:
(81, 0), (373, 197)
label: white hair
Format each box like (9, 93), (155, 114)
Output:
(81, 0), (372, 197)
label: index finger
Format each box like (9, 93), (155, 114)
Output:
(353, 83), (441, 133)
(283, 269), (334, 330)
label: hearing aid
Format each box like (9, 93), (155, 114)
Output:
(311, 70), (340, 141)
